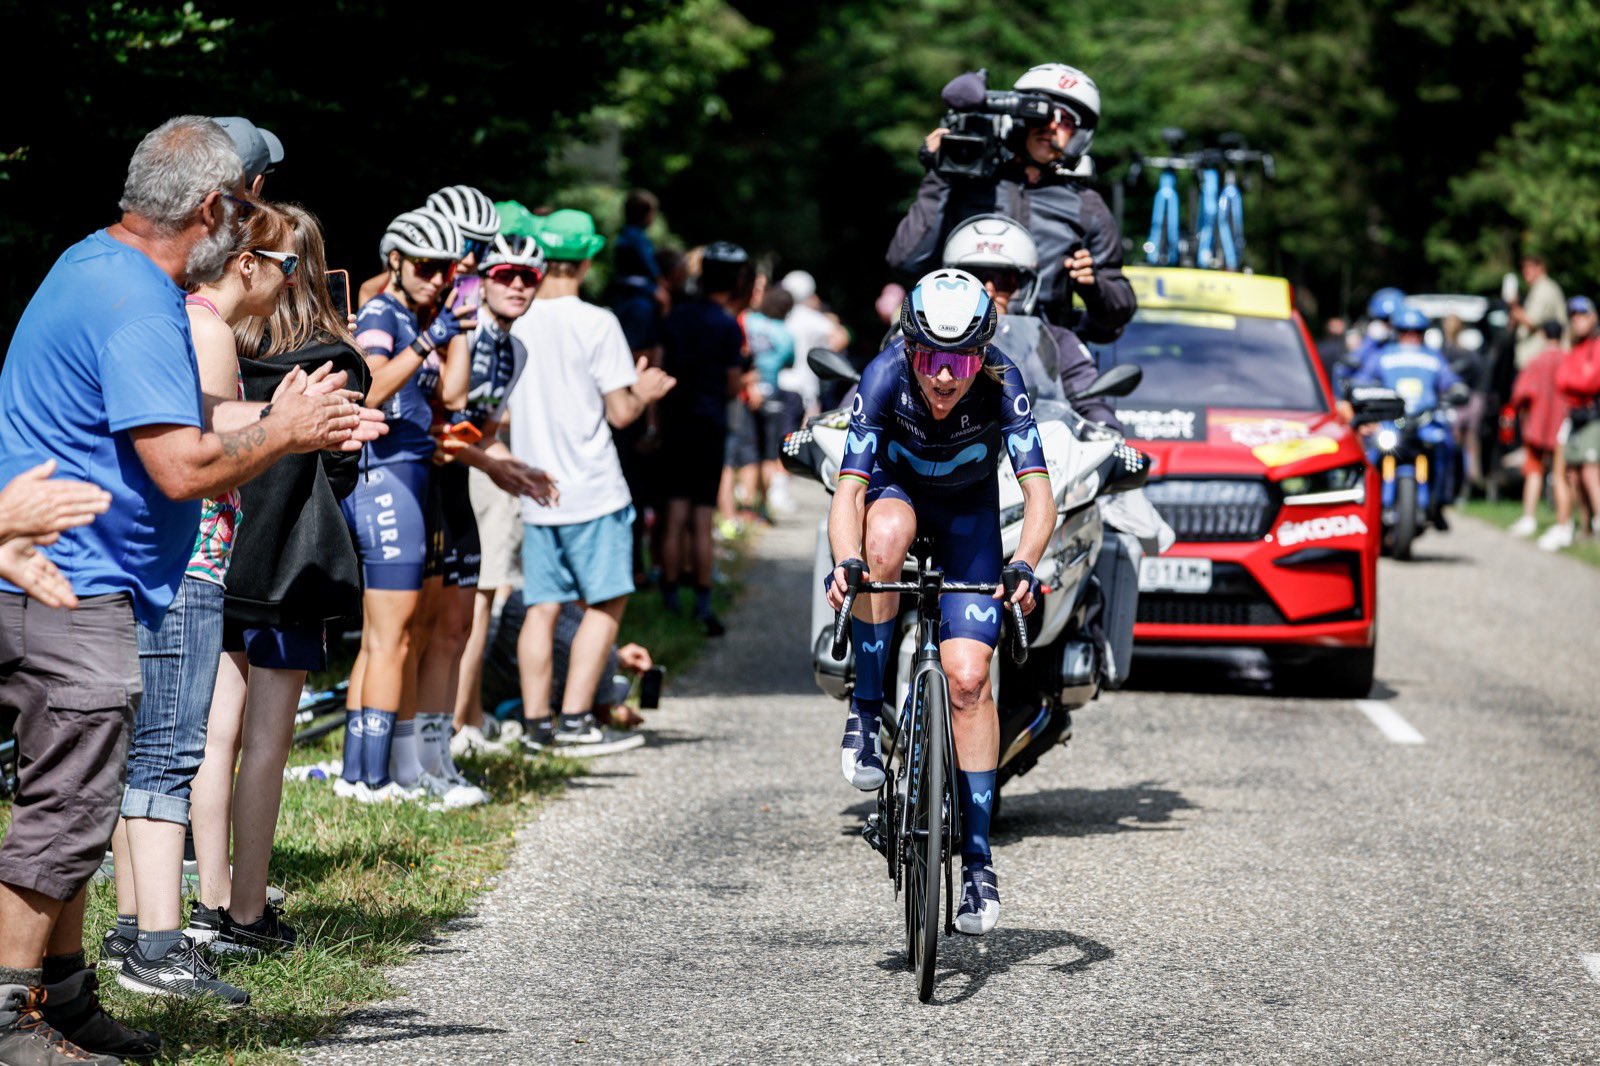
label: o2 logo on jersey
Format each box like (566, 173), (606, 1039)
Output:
(851, 393), (864, 416)
(1013, 393), (1031, 417)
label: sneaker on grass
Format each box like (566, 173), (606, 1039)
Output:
(117, 936), (249, 1006)
(211, 903), (297, 956)
(97, 928), (133, 971)
(184, 902), (224, 946)
(0, 984), (121, 1066)
(1508, 513), (1538, 538)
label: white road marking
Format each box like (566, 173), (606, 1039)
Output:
(1355, 700), (1425, 745)
(1581, 954), (1600, 985)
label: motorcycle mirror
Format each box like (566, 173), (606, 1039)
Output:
(1070, 364), (1142, 404)
(808, 348), (861, 385)
(1348, 386), (1407, 426)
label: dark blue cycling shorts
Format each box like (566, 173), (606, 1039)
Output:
(865, 470), (1004, 647)
(342, 461), (432, 592)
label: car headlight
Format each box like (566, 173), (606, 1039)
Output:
(1376, 428), (1399, 453)
(1278, 462), (1367, 506)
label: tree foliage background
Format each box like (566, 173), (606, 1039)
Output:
(4, 0), (1599, 349)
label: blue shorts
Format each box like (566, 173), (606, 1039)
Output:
(342, 461), (432, 591)
(521, 505), (637, 607)
(222, 620), (327, 672)
(866, 471), (1003, 647)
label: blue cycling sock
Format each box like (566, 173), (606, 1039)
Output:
(341, 711), (364, 783)
(360, 707), (396, 787)
(957, 768), (997, 867)
(693, 585), (714, 616)
(850, 617), (895, 724)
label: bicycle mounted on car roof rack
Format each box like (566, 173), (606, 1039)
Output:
(1124, 129), (1274, 272)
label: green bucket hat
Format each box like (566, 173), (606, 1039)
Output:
(535, 208), (606, 261)
(495, 199), (542, 239)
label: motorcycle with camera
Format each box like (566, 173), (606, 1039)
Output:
(782, 348), (1155, 822)
(1354, 383), (1468, 560)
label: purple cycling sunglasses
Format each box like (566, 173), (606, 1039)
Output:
(908, 343), (985, 379)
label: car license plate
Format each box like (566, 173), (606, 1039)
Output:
(1139, 557), (1213, 594)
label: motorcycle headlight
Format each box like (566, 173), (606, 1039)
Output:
(1376, 428), (1399, 453)
(1278, 462), (1367, 506)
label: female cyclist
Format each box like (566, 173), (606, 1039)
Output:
(339, 207), (474, 803)
(419, 232), (558, 797)
(822, 269), (1056, 936)
(357, 185), (499, 305)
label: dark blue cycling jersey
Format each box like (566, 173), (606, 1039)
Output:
(839, 339), (1049, 493)
(355, 293), (443, 465)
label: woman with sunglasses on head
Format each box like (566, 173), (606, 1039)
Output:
(339, 207), (474, 802)
(416, 233), (559, 797)
(188, 203), (378, 955)
(107, 201), (304, 1008)
(821, 269), (1054, 939)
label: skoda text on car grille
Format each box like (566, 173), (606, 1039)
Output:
(1096, 267), (1382, 696)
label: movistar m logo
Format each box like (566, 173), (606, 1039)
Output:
(934, 277), (969, 291)
(1007, 427), (1040, 456)
(964, 604), (998, 624)
(860, 640), (884, 654)
(973, 790), (992, 805)
(887, 440), (987, 478)
(846, 430), (877, 455)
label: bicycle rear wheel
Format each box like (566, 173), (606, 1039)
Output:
(903, 670), (947, 1002)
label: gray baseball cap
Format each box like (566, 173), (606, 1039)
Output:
(212, 116), (284, 181)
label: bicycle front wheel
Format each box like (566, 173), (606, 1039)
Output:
(903, 670), (947, 1002)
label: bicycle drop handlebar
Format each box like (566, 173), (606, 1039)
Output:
(829, 564), (1030, 666)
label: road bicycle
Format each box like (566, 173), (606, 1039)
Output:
(1196, 134), (1275, 272)
(1132, 127), (1191, 266)
(829, 542), (1028, 1003)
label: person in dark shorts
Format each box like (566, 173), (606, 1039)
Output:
(658, 242), (752, 635)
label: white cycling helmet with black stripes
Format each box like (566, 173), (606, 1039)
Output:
(482, 233), (547, 276)
(379, 207), (465, 265)
(941, 214), (1042, 315)
(425, 185), (500, 245)
(1013, 63), (1100, 159)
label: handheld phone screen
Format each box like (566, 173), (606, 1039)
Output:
(452, 274), (482, 316)
(326, 269), (351, 322)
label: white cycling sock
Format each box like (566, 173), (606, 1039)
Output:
(416, 712), (449, 777)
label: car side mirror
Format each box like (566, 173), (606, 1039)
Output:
(1348, 386), (1406, 425)
(1070, 364), (1142, 404)
(808, 347), (860, 385)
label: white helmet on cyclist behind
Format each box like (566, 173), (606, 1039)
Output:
(425, 185), (500, 245)
(901, 268), (997, 352)
(941, 214), (1042, 315)
(481, 233), (547, 277)
(379, 207), (465, 266)
(1013, 63), (1099, 159)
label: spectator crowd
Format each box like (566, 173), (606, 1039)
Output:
(0, 114), (853, 1064)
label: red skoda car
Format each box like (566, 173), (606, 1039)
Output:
(1098, 267), (1380, 696)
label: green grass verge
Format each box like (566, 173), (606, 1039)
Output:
(0, 527), (757, 1063)
(1457, 497), (1600, 569)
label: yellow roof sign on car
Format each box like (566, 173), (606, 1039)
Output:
(1125, 266), (1293, 320)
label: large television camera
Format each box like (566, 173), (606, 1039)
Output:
(930, 69), (1065, 180)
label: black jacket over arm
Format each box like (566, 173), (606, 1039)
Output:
(886, 165), (1138, 345)
(223, 339), (369, 628)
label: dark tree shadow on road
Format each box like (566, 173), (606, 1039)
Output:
(310, 1008), (507, 1047)
(874, 927), (1113, 1004)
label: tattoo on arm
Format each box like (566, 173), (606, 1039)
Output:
(219, 422), (268, 460)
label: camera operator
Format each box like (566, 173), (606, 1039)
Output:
(887, 64), (1136, 345)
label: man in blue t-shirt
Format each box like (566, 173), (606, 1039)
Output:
(0, 116), (372, 1059)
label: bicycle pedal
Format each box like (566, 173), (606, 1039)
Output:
(862, 814), (888, 856)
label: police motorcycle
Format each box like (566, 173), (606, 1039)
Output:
(783, 346), (1152, 815)
(1352, 308), (1470, 561)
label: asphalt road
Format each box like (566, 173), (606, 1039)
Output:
(305, 484), (1600, 1064)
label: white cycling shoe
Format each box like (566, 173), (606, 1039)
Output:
(840, 712), (886, 791)
(953, 864), (1000, 936)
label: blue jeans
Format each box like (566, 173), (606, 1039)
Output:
(122, 575), (225, 825)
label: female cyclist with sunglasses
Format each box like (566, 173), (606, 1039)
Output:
(357, 185), (499, 306)
(822, 268), (1055, 936)
(339, 206), (474, 802)
(417, 233), (560, 797)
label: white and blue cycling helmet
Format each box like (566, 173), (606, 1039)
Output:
(1391, 305), (1429, 333)
(900, 268), (998, 351)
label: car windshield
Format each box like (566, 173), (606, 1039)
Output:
(1091, 309), (1327, 412)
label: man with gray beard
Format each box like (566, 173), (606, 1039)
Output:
(0, 116), (367, 1063)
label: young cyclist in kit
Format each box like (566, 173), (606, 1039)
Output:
(823, 269), (1056, 935)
